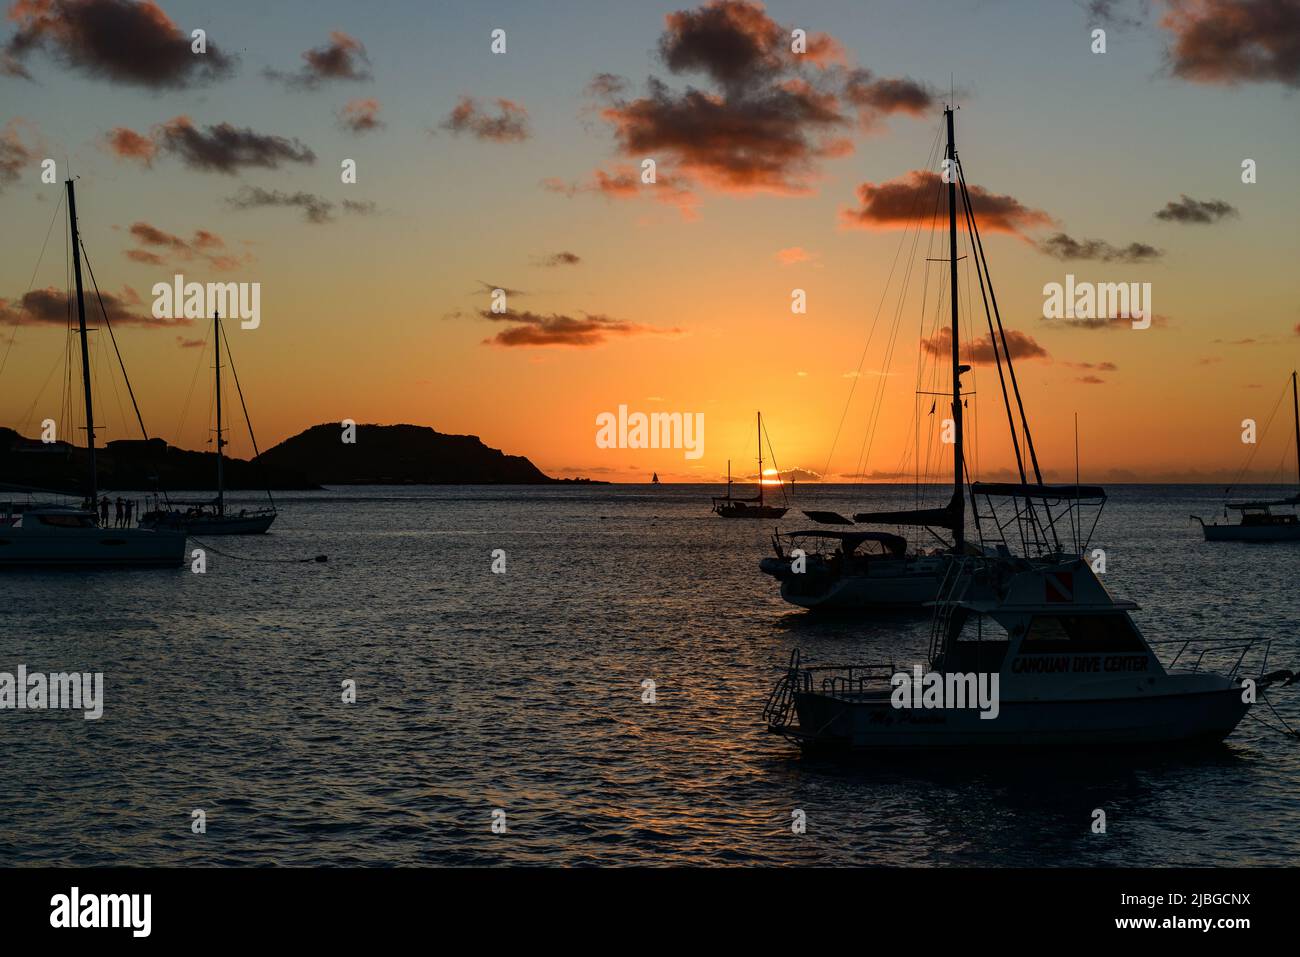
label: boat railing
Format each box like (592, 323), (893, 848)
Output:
(1152, 637), (1271, 679)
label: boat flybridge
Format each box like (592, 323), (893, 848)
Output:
(0, 179), (186, 568)
(1193, 371), (1300, 542)
(760, 106), (1104, 611)
(763, 552), (1288, 751)
(138, 310), (277, 536)
(712, 412), (789, 519)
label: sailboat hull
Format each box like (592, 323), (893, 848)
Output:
(1201, 523), (1300, 542)
(0, 525), (187, 567)
(140, 512), (276, 535)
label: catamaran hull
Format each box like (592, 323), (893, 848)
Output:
(785, 688), (1249, 751)
(0, 528), (188, 567)
(1201, 524), (1300, 542)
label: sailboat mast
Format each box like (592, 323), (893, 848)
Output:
(757, 411), (764, 507)
(214, 311), (224, 517)
(1292, 370), (1299, 490)
(945, 107), (965, 552)
(65, 179), (97, 506)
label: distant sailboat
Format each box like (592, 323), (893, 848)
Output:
(139, 311), (277, 535)
(1194, 371), (1300, 541)
(0, 179), (187, 567)
(651, 472), (660, 485)
(711, 412), (788, 519)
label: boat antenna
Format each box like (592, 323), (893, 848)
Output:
(757, 411), (764, 508)
(1074, 412), (1081, 554)
(65, 177), (96, 505)
(1292, 371), (1299, 491)
(944, 105), (965, 553)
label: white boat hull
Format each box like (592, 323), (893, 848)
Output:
(787, 685), (1249, 751)
(762, 556), (945, 610)
(0, 525), (188, 567)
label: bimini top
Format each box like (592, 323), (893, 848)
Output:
(782, 529), (907, 555)
(971, 482), (1107, 501)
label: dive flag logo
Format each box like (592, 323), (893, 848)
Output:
(1045, 571), (1074, 603)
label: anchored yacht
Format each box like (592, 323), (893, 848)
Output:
(764, 554), (1272, 751)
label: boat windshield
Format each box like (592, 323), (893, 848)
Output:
(1020, 614), (1145, 653)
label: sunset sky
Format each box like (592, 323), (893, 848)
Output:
(1, 0), (1298, 484)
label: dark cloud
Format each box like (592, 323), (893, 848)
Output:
(1085, 0), (1149, 29)
(226, 186), (374, 225)
(175, 335), (204, 348)
(841, 169), (1054, 236)
(536, 251), (581, 267)
(1051, 314), (1171, 330)
(1036, 232), (1163, 262)
(0, 285), (186, 327)
(0, 119), (35, 193)
(122, 221), (247, 271)
(336, 97), (383, 134)
(476, 309), (682, 348)
(541, 165), (699, 219)
(108, 117), (315, 174)
(1154, 194), (1239, 223)
(922, 326), (1049, 364)
(1160, 0), (1300, 87)
(585, 1), (929, 200)
(5, 0), (234, 88)
(475, 281), (526, 297)
(265, 30), (371, 89)
(439, 96), (530, 142)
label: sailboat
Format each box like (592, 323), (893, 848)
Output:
(758, 106), (1103, 610)
(139, 311), (277, 535)
(0, 180), (187, 567)
(651, 472), (660, 485)
(1193, 371), (1300, 542)
(711, 412), (788, 519)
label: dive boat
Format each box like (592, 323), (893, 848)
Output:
(764, 553), (1273, 751)
(0, 180), (186, 568)
(759, 106), (1100, 611)
(139, 310), (277, 535)
(1193, 371), (1300, 542)
(712, 412), (788, 519)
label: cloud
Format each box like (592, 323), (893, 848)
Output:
(103, 126), (156, 163)
(1154, 194), (1239, 223)
(175, 335), (204, 348)
(1050, 313), (1171, 330)
(226, 186), (375, 224)
(336, 97), (383, 134)
(265, 30), (371, 89)
(1085, 0), (1150, 29)
(1160, 0), (1300, 87)
(542, 164), (700, 219)
(122, 221), (249, 271)
(1036, 232), (1163, 262)
(0, 285), (186, 327)
(1077, 375), (1106, 384)
(0, 119), (35, 193)
(474, 280), (526, 297)
(775, 246), (815, 264)
(841, 169), (1054, 236)
(107, 117), (315, 174)
(583, 1), (931, 202)
(922, 326), (1049, 364)
(476, 309), (683, 347)
(439, 96), (530, 142)
(5, 0), (234, 88)
(536, 251), (581, 267)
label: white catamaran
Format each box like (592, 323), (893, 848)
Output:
(1, 180), (186, 567)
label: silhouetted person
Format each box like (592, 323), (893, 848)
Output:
(99, 496), (109, 527)
(115, 497), (124, 528)
(125, 499), (134, 527)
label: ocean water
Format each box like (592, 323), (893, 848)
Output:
(1, 483), (1297, 867)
